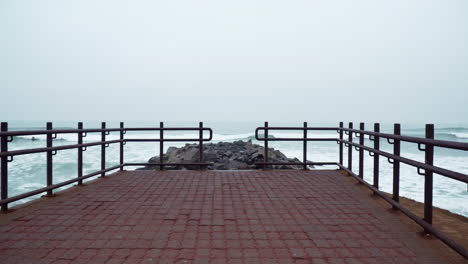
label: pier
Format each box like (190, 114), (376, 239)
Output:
(1, 122), (467, 263)
(0, 170), (465, 263)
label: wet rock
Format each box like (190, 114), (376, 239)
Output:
(142, 140), (310, 170)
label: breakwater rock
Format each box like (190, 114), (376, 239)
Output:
(142, 140), (307, 170)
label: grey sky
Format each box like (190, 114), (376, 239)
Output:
(1, 0), (467, 124)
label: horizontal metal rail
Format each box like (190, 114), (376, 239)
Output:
(255, 162), (338, 166)
(123, 127), (212, 131)
(124, 162), (212, 167)
(126, 162), (339, 168)
(0, 165), (123, 206)
(124, 138), (211, 142)
(338, 164), (468, 259)
(256, 126), (338, 131)
(0, 138), (213, 158)
(0, 128), (124, 137)
(0, 127), (213, 137)
(340, 127), (468, 151)
(256, 138), (338, 142)
(0, 140), (123, 157)
(338, 139), (468, 183)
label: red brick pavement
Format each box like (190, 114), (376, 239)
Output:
(0, 170), (464, 263)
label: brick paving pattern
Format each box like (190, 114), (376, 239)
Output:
(0, 170), (463, 263)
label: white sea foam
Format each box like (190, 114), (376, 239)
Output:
(213, 133), (253, 141)
(16, 132), (257, 142)
(268, 132), (339, 139)
(17, 183), (44, 191)
(450, 133), (468, 139)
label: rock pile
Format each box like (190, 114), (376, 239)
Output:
(143, 140), (307, 170)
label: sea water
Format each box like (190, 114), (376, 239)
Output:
(3, 121), (468, 217)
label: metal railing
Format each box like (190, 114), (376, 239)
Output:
(255, 121), (468, 259)
(337, 121), (468, 259)
(255, 122), (339, 169)
(0, 121), (212, 212)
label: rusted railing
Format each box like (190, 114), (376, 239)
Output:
(337, 122), (468, 258)
(255, 122), (338, 169)
(0, 122), (212, 212)
(254, 121), (468, 259)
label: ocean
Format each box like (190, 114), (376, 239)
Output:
(3, 121), (468, 217)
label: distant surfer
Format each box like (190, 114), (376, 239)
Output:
(31, 137), (37, 141)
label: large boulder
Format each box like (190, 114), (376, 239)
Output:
(142, 140), (311, 170)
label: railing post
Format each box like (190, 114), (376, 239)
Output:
(339, 122), (343, 166)
(78, 122), (83, 185)
(392, 123), (401, 209)
(1, 122), (8, 212)
(373, 123), (380, 192)
(424, 124), (434, 225)
(46, 122), (53, 196)
(120, 122), (124, 170)
(264, 121), (269, 170)
(348, 122), (353, 171)
(160, 122), (164, 171)
(303, 122), (307, 170)
(199, 122), (204, 170)
(359, 122), (365, 179)
(101, 122), (106, 177)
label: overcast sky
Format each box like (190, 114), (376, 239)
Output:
(1, 0), (467, 124)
